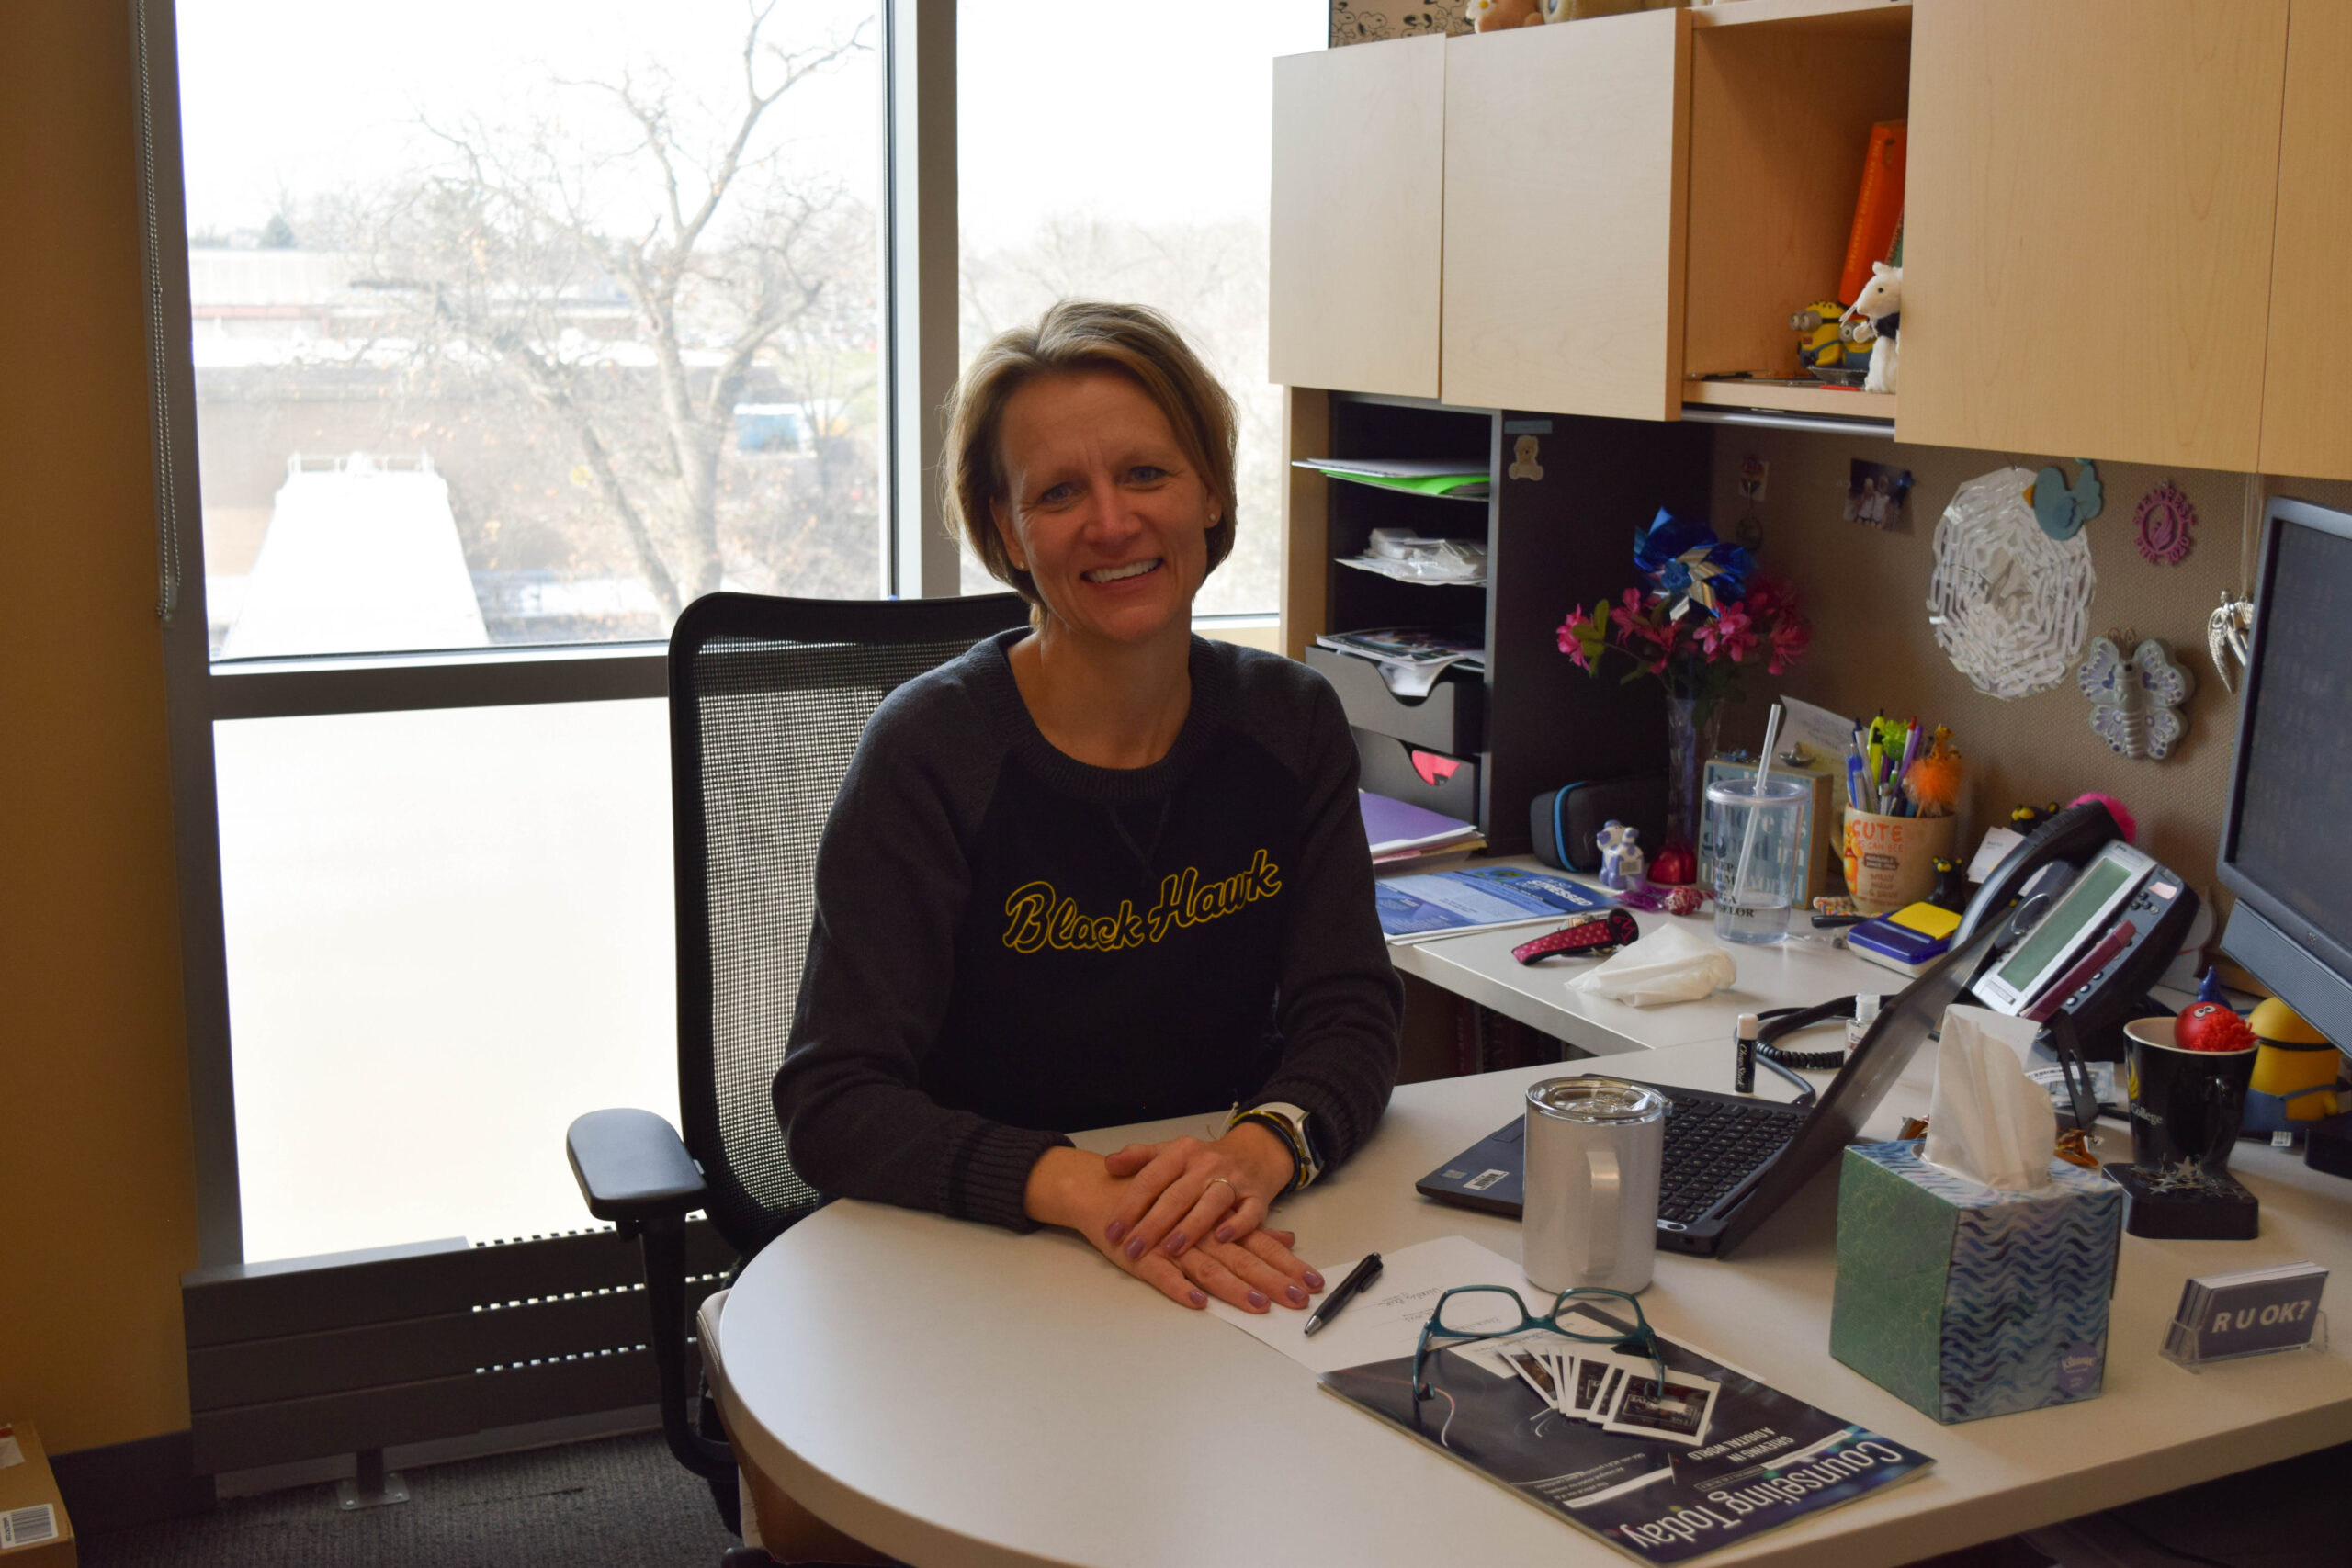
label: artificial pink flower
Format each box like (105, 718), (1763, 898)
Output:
(1742, 575), (1792, 623)
(1697, 604), (1758, 663)
(1767, 616), (1814, 675)
(1556, 605), (1593, 671)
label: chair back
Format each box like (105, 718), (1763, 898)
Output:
(668, 592), (1031, 1255)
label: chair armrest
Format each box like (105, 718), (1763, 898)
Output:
(567, 1108), (709, 1224)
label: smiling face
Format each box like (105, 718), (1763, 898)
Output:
(989, 368), (1216, 650)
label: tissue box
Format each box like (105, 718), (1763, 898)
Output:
(1829, 1141), (2123, 1424)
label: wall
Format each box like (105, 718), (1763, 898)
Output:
(0, 2), (203, 1454)
(1707, 426), (2352, 941)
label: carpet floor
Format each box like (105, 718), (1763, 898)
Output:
(80, 1431), (738, 1568)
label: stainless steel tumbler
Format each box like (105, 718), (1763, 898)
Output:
(1521, 1077), (1668, 1295)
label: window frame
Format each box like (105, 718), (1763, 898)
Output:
(136, 0), (961, 1269)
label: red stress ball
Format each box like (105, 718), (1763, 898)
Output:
(2175, 1001), (2257, 1054)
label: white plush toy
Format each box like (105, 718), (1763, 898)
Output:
(1844, 261), (1901, 394)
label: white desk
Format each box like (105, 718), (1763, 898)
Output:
(1388, 858), (1900, 1057)
(710, 1043), (2352, 1568)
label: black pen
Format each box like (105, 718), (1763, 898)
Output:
(1302, 1252), (1382, 1337)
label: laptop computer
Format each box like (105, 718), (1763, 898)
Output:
(1416, 920), (1999, 1258)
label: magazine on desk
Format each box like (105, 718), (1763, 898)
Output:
(1374, 864), (1610, 942)
(1320, 1302), (1933, 1564)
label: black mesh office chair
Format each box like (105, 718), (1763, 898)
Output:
(565, 591), (1030, 1540)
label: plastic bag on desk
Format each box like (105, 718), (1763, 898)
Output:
(1562, 921), (1736, 1007)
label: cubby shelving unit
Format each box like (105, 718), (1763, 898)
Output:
(1286, 392), (1708, 857)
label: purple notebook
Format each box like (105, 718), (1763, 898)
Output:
(1360, 790), (1478, 855)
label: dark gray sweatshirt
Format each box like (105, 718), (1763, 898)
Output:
(772, 630), (1402, 1231)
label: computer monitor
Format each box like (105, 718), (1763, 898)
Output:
(2216, 495), (2352, 1055)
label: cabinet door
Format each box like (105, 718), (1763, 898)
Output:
(1901, 0), (2290, 468)
(2260, 0), (2352, 481)
(1441, 13), (1691, 421)
(1269, 38), (1445, 398)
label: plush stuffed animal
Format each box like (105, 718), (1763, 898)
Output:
(1596, 820), (1647, 891)
(1844, 262), (1901, 394)
(1473, 0), (1544, 28)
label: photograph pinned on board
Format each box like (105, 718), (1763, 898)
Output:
(1845, 459), (1916, 530)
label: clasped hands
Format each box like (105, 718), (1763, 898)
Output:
(1023, 1122), (1325, 1315)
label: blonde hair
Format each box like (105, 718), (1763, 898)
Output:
(944, 300), (1238, 618)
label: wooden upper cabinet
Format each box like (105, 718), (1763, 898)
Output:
(2260, 0), (2352, 482)
(1440, 13), (1692, 421)
(1268, 38), (1446, 398)
(1900, 0), (2290, 468)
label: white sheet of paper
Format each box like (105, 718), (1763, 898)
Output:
(1779, 695), (1858, 811)
(1204, 1234), (1530, 1374)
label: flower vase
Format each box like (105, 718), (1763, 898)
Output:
(1657, 695), (1718, 885)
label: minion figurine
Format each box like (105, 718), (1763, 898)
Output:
(1789, 301), (1847, 371)
(2242, 998), (2343, 1137)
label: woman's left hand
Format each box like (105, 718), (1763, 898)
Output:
(1098, 1123), (1295, 1263)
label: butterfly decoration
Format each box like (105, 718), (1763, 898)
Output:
(2078, 635), (2194, 761)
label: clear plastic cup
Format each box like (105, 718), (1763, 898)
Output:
(1705, 777), (1808, 944)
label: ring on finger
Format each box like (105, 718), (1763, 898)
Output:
(1204, 1176), (1238, 1197)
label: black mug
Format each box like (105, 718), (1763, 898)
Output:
(2123, 1017), (2257, 1171)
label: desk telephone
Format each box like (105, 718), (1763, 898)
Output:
(1954, 798), (2200, 1051)
(1946, 798), (2201, 1123)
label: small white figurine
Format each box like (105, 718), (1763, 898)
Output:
(1596, 819), (1647, 891)
(1843, 262), (1902, 394)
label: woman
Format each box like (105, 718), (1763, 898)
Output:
(773, 299), (1400, 1316)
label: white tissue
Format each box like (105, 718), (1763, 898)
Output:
(1920, 1006), (2057, 1191)
(1563, 921), (1737, 1008)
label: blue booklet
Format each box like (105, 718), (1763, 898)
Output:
(1375, 865), (1610, 941)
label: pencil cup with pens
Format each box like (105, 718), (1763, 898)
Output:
(1842, 717), (1962, 916)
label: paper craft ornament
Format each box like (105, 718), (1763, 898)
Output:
(2031, 458), (2104, 540)
(2078, 635), (2194, 761)
(1927, 468), (2098, 700)
(2134, 480), (2198, 565)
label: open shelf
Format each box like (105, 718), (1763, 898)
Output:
(1682, 0), (1911, 396)
(1691, 0), (1911, 39)
(1683, 378), (1897, 421)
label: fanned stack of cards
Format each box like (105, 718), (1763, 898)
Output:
(1449, 1327), (1723, 1448)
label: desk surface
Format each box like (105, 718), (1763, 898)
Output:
(1388, 858), (1898, 1057)
(715, 1043), (2352, 1568)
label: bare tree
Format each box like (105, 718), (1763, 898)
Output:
(354, 1), (876, 620)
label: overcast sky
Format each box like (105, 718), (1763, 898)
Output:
(175, 0), (1327, 251)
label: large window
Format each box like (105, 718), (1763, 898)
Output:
(213, 703), (675, 1259)
(180, 0), (887, 658)
(164, 2), (1313, 1266)
(175, 0), (888, 1261)
(956, 0), (1327, 615)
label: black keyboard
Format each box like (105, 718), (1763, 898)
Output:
(1657, 1093), (1804, 1224)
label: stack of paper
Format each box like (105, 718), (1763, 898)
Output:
(1316, 626), (1487, 698)
(1361, 791), (1483, 866)
(1294, 457), (1489, 500)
